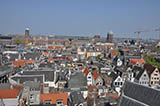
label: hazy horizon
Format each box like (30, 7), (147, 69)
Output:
(0, 0), (160, 39)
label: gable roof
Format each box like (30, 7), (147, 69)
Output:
(135, 68), (145, 80)
(40, 93), (68, 105)
(144, 64), (156, 75)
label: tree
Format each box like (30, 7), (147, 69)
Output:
(143, 54), (160, 68)
(14, 38), (22, 45)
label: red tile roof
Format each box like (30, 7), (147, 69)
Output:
(12, 60), (25, 67)
(88, 86), (98, 98)
(92, 71), (99, 80)
(79, 67), (84, 71)
(12, 59), (35, 67)
(43, 52), (50, 56)
(88, 86), (98, 92)
(18, 103), (24, 106)
(106, 92), (120, 99)
(110, 50), (118, 57)
(130, 59), (145, 65)
(83, 68), (89, 76)
(48, 46), (61, 50)
(40, 93), (68, 105)
(48, 58), (53, 63)
(0, 89), (21, 99)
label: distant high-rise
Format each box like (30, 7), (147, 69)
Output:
(25, 28), (29, 51)
(106, 30), (113, 43)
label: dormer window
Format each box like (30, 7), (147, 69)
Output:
(56, 99), (63, 105)
(45, 100), (51, 104)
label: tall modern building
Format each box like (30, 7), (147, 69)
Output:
(106, 30), (113, 43)
(25, 28), (29, 51)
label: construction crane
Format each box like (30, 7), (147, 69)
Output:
(155, 28), (160, 41)
(134, 30), (151, 45)
(134, 30), (143, 44)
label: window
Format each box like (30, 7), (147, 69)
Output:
(88, 77), (91, 79)
(44, 84), (49, 87)
(121, 82), (123, 85)
(118, 78), (121, 81)
(115, 82), (117, 86)
(30, 94), (34, 99)
(45, 100), (51, 104)
(118, 82), (120, 86)
(56, 100), (63, 105)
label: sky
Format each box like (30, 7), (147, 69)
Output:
(0, 0), (160, 38)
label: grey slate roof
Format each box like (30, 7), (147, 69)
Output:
(0, 65), (9, 71)
(0, 67), (13, 77)
(68, 72), (87, 88)
(24, 81), (40, 90)
(20, 70), (54, 81)
(0, 83), (11, 89)
(69, 91), (86, 105)
(132, 66), (144, 78)
(11, 75), (44, 84)
(120, 95), (148, 106)
(8, 53), (19, 61)
(109, 72), (118, 81)
(24, 52), (41, 60)
(120, 81), (160, 106)
(39, 63), (55, 68)
(134, 68), (144, 80)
